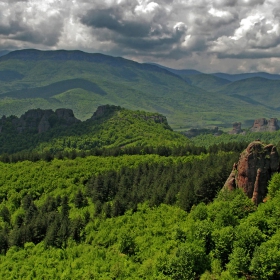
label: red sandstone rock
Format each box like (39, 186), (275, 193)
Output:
(224, 141), (279, 204)
(250, 118), (279, 132)
(229, 122), (243, 134)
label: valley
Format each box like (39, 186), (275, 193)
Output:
(0, 50), (280, 130)
(0, 50), (280, 279)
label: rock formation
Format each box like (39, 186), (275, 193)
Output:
(0, 108), (80, 134)
(224, 141), (279, 204)
(229, 122), (243, 134)
(267, 118), (279, 131)
(91, 104), (121, 120)
(250, 118), (279, 132)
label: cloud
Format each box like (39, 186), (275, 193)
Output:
(0, 0), (66, 47)
(0, 0), (279, 73)
(79, 1), (186, 52)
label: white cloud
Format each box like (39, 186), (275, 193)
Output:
(0, 0), (280, 73)
(135, 1), (159, 14)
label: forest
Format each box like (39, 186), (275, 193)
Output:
(0, 106), (280, 279)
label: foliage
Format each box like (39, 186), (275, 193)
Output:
(0, 166), (279, 279)
(0, 50), (279, 129)
(0, 106), (188, 155)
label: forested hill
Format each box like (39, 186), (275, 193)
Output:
(0, 49), (279, 129)
(0, 105), (188, 158)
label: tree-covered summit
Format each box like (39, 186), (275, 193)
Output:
(0, 105), (187, 156)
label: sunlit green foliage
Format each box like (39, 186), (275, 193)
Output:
(0, 103), (279, 278)
(0, 186), (280, 279)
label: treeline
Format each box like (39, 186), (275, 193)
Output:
(0, 194), (89, 254)
(86, 152), (238, 214)
(191, 129), (280, 150)
(0, 151), (238, 254)
(2, 186), (280, 279)
(0, 141), (247, 163)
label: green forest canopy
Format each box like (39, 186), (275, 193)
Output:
(0, 106), (280, 278)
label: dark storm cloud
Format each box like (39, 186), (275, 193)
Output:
(78, 0), (240, 57)
(1, 0), (280, 73)
(79, 1), (187, 52)
(81, 7), (152, 38)
(0, 0), (66, 48)
(11, 14), (64, 46)
(217, 50), (280, 59)
(0, 20), (23, 36)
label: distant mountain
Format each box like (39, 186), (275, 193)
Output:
(0, 49), (280, 129)
(212, 72), (280, 82)
(216, 77), (280, 109)
(146, 63), (202, 83)
(0, 50), (9, 57)
(187, 74), (231, 92)
(147, 63), (201, 76)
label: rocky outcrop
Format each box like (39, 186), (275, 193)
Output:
(1, 108), (80, 134)
(267, 118), (279, 131)
(250, 118), (279, 132)
(55, 108), (77, 123)
(91, 105), (121, 120)
(224, 141), (279, 204)
(229, 122), (243, 134)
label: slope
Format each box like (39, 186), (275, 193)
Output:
(187, 74), (231, 92)
(213, 71), (280, 82)
(217, 77), (280, 109)
(0, 105), (188, 155)
(0, 49), (278, 129)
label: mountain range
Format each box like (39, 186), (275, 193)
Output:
(0, 49), (279, 129)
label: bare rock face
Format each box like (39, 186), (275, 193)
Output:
(15, 109), (53, 133)
(267, 118), (279, 132)
(229, 122), (243, 134)
(250, 118), (279, 132)
(224, 141), (279, 204)
(1, 108), (80, 134)
(54, 108), (79, 126)
(91, 105), (121, 120)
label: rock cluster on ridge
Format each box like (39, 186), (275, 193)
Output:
(0, 108), (80, 133)
(90, 104), (121, 120)
(229, 122), (243, 134)
(0, 105), (171, 134)
(250, 118), (279, 132)
(224, 140), (279, 205)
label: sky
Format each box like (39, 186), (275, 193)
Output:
(0, 0), (280, 73)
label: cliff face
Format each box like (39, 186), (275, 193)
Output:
(224, 141), (279, 205)
(1, 108), (80, 134)
(91, 105), (121, 120)
(250, 118), (279, 132)
(229, 122), (243, 134)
